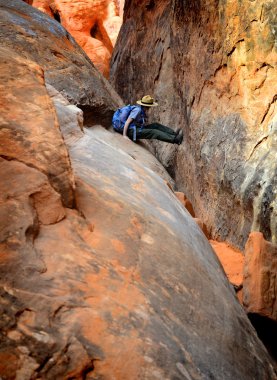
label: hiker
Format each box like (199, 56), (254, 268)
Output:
(112, 95), (183, 144)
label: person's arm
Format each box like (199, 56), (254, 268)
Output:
(123, 117), (133, 139)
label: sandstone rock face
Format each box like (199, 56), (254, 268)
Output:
(211, 240), (244, 302)
(1, 2), (276, 379)
(29, 0), (123, 77)
(49, 87), (276, 379)
(175, 191), (195, 217)
(243, 232), (277, 321)
(0, 47), (75, 208)
(0, 0), (123, 127)
(111, 0), (277, 250)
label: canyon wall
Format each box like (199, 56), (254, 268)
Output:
(1, 1), (276, 379)
(1, 0), (123, 126)
(27, 0), (123, 77)
(111, 0), (277, 250)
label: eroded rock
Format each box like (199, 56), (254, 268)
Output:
(0, 2), (276, 379)
(0, 46), (74, 207)
(111, 0), (277, 250)
(1, 67), (276, 380)
(59, 124), (276, 380)
(175, 191), (195, 217)
(0, 0), (123, 126)
(29, 0), (123, 77)
(243, 232), (277, 321)
(211, 240), (244, 302)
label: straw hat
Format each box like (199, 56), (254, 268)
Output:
(136, 95), (158, 107)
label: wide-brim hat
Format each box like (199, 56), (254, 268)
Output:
(137, 95), (158, 107)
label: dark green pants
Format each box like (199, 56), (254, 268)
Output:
(127, 123), (176, 143)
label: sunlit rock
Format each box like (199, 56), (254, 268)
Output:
(0, 47), (74, 207)
(0, 2), (276, 379)
(1, 0), (123, 126)
(211, 240), (244, 302)
(29, 0), (123, 77)
(243, 232), (277, 321)
(175, 191), (195, 217)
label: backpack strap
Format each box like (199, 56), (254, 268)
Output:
(112, 105), (140, 141)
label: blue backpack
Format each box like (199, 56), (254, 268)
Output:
(112, 105), (136, 132)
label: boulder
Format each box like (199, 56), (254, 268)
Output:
(28, 0), (123, 77)
(0, 0), (123, 126)
(0, 2), (276, 379)
(0, 46), (74, 207)
(51, 98), (276, 379)
(211, 240), (244, 302)
(243, 232), (277, 321)
(111, 0), (277, 250)
(194, 218), (209, 239)
(175, 191), (195, 217)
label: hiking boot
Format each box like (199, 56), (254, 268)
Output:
(174, 133), (183, 145)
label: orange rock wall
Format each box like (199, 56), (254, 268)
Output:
(30, 0), (123, 77)
(111, 0), (277, 250)
(243, 232), (277, 321)
(1, 2), (276, 378)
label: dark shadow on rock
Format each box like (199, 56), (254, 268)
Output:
(248, 313), (277, 364)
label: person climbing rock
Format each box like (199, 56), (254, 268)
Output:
(112, 95), (183, 144)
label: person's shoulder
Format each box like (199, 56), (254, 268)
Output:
(129, 105), (141, 115)
(131, 105), (141, 111)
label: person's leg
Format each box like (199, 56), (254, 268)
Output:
(127, 127), (182, 144)
(144, 123), (176, 135)
(136, 127), (176, 143)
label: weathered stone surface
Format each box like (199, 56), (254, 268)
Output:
(243, 232), (277, 321)
(1, 75), (276, 380)
(175, 191), (195, 217)
(29, 0), (123, 77)
(0, 158), (65, 240)
(0, 0), (123, 126)
(194, 218), (209, 239)
(1, 2), (277, 379)
(0, 46), (74, 207)
(47, 83), (175, 186)
(104, 0), (124, 46)
(211, 240), (244, 302)
(111, 0), (277, 250)
(46, 84), (84, 145)
(60, 124), (276, 379)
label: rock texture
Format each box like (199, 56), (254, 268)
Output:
(1, 0), (123, 127)
(0, 47), (75, 208)
(28, 0), (123, 77)
(175, 191), (195, 218)
(243, 232), (277, 321)
(48, 87), (276, 379)
(111, 0), (277, 250)
(211, 240), (244, 301)
(1, 2), (277, 379)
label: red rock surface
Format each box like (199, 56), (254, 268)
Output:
(1, 0), (123, 126)
(243, 232), (277, 321)
(0, 48), (75, 208)
(111, 0), (277, 250)
(175, 191), (195, 217)
(194, 218), (209, 239)
(175, 192), (209, 238)
(211, 240), (244, 302)
(29, 0), (123, 77)
(0, 2), (276, 379)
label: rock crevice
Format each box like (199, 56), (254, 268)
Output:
(0, 1), (277, 379)
(111, 0), (277, 249)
